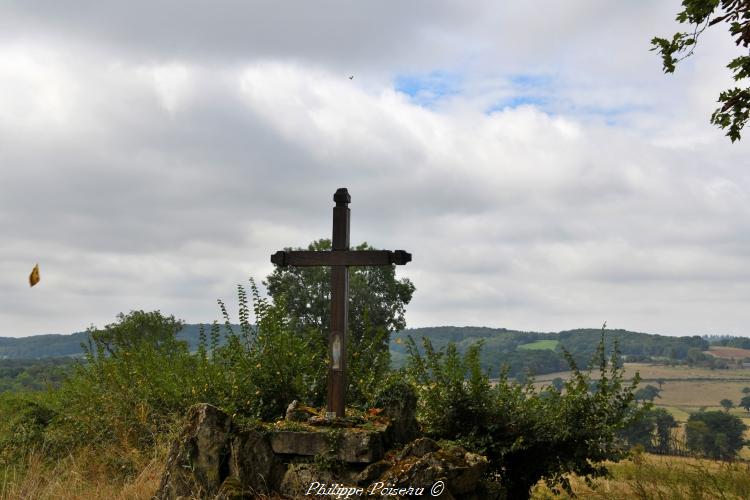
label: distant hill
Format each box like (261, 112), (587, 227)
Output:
(0, 324), (222, 359)
(391, 326), (712, 377)
(0, 324), (734, 378)
(0, 332), (90, 359)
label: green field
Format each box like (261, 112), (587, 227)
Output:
(517, 339), (558, 351)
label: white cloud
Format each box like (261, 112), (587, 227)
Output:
(1, 1), (749, 338)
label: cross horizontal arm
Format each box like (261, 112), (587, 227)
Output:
(271, 250), (411, 267)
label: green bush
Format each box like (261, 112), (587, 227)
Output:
(45, 310), (198, 452)
(404, 338), (492, 438)
(0, 395), (56, 464)
(208, 280), (326, 420)
(405, 329), (640, 499)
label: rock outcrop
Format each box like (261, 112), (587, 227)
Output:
(155, 404), (283, 499)
(378, 438), (488, 497)
(374, 381), (420, 447)
(157, 402), (491, 499)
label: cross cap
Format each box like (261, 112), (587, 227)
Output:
(333, 188), (351, 205)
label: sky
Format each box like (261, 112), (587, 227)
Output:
(1, 1), (749, 338)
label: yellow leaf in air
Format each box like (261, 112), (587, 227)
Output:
(29, 264), (40, 287)
(395, 337), (403, 344)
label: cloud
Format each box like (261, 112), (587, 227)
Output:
(1, 2), (749, 338)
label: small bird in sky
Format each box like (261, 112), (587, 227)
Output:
(348, 75), (354, 80)
(29, 264), (40, 287)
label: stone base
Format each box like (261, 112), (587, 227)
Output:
(156, 403), (496, 499)
(270, 428), (385, 463)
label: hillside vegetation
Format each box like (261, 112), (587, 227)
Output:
(1, 324), (741, 386)
(391, 326), (714, 377)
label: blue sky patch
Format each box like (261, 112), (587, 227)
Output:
(394, 70), (462, 108)
(486, 73), (555, 114)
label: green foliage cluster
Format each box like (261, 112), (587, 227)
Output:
(403, 329), (641, 499)
(652, 0), (750, 141)
(619, 407), (678, 455)
(0, 358), (74, 392)
(685, 410), (748, 459)
(720, 398), (735, 411)
(51, 310), (197, 451)
(740, 393), (750, 412)
(634, 384), (661, 402)
(0, 395), (56, 464)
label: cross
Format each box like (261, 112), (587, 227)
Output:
(270, 188), (411, 419)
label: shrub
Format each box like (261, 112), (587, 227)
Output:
(405, 328), (640, 499)
(0, 395), (57, 464)
(206, 279), (327, 420)
(45, 310), (198, 452)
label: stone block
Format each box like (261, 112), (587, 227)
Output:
(270, 429), (384, 463)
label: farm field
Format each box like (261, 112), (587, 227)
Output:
(533, 363), (750, 418)
(517, 339), (558, 350)
(535, 362), (750, 382)
(707, 345), (750, 359)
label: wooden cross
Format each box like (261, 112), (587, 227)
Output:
(270, 188), (411, 419)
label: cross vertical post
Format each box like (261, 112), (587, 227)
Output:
(328, 188), (350, 418)
(270, 188), (411, 421)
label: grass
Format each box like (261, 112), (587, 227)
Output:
(0, 446), (164, 500)
(0, 447), (288, 499)
(518, 340), (559, 351)
(531, 452), (750, 499)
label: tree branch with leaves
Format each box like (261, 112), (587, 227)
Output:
(652, 0), (750, 141)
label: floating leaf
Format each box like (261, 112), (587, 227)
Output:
(29, 264), (40, 287)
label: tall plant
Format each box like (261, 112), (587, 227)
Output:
(405, 326), (641, 499)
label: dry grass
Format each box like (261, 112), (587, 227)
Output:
(531, 453), (750, 499)
(0, 446), (165, 500)
(654, 380), (750, 407)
